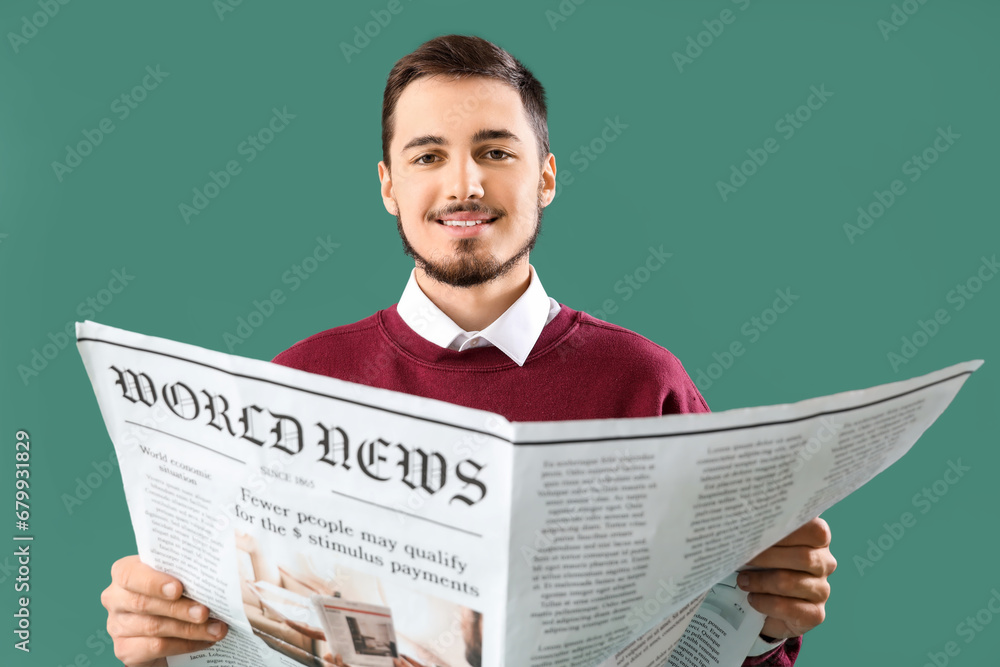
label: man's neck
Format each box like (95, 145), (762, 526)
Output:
(414, 260), (531, 332)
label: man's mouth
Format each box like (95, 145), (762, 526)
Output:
(436, 216), (498, 227)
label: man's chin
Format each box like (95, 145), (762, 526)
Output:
(418, 263), (503, 288)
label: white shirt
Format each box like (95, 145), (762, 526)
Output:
(395, 263), (786, 658)
(396, 263), (560, 367)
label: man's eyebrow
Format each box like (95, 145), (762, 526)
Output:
(471, 128), (521, 145)
(401, 128), (522, 153)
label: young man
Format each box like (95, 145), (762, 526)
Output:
(101, 35), (835, 667)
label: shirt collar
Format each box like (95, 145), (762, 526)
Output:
(396, 264), (555, 366)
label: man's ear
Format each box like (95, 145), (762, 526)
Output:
(540, 153), (557, 208)
(377, 161), (397, 215)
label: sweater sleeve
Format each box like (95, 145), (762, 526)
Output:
(742, 636), (802, 666)
(661, 353), (712, 415)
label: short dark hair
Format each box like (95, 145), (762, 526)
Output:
(381, 34), (549, 169)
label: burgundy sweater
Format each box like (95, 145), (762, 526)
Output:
(271, 303), (801, 666)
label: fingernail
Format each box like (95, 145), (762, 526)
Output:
(162, 582), (180, 598)
(189, 604), (208, 620)
(208, 621), (225, 638)
(738, 573), (750, 589)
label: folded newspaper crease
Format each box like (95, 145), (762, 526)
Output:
(74, 321), (982, 667)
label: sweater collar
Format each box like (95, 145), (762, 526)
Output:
(395, 264), (558, 366)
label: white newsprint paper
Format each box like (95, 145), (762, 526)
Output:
(75, 320), (982, 667)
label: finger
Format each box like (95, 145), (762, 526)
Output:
(743, 545), (837, 577)
(738, 569), (830, 603)
(112, 611), (228, 643)
(103, 584), (212, 624)
(112, 555), (188, 601)
(773, 517), (832, 548)
(113, 636), (218, 666)
(746, 593), (826, 634)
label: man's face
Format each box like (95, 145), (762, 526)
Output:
(378, 75), (556, 288)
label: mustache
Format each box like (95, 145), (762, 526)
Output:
(429, 203), (505, 220)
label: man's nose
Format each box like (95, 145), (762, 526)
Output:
(446, 154), (485, 200)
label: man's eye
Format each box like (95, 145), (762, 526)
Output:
(485, 149), (511, 160)
(415, 154), (438, 165)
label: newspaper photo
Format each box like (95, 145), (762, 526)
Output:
(75, 320), (982, 667)
(311, 597), (399, 666)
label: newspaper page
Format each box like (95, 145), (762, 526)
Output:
(76, 320), (516, 667)
(504, 355), (982, 666)
(592, 574), (765, 667)
(75, 320), (981, 667)
(665, 574), (767, 667)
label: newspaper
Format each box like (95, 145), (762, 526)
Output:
(75, 320), (982, 667)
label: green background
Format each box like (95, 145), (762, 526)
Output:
(1, 0), (997, 664)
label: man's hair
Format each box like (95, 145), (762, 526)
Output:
(381, 34), (549, 170)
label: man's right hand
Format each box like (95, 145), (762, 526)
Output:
(101, 555), (228, 666)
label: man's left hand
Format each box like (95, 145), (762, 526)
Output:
(737, 516), (837, 640)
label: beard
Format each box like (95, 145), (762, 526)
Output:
(395, 180), (546, 288)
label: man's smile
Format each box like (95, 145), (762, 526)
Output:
(436, 215), (499, 227)
(435, 215), (499, 237)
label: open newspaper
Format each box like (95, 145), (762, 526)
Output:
(75, 320), (982, 667)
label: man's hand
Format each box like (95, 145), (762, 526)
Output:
(101, 555), (228, 666)
(737, 517), (837, 640)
